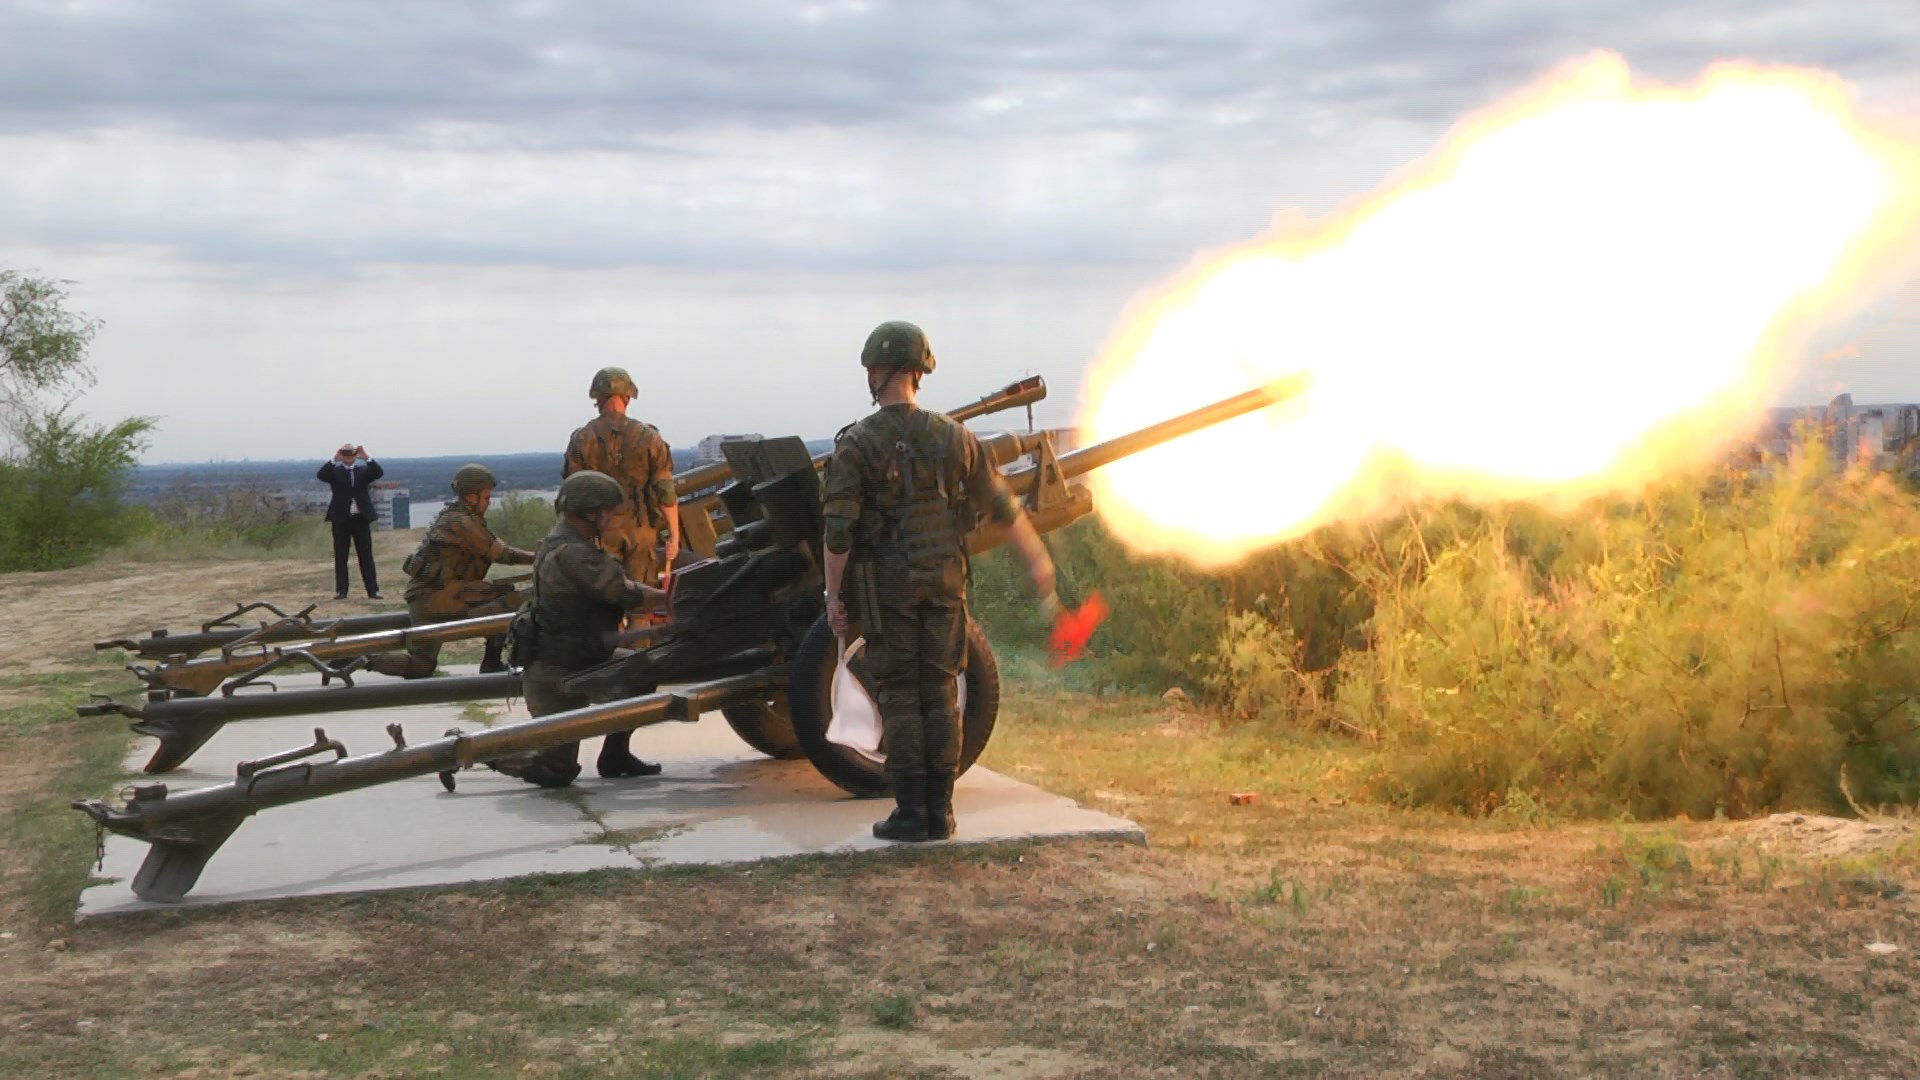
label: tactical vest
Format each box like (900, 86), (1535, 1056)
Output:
(848, 407), (970, 597)
(524, 532), (625, 670)
(402, 506), (492, 599)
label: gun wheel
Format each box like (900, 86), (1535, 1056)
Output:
(788, 615), (1000, 798)
(720, 695), (804, 760)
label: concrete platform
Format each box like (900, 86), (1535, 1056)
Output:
(77, 668), (1144, 918)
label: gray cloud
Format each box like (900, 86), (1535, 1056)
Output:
(6, 1), (1913, 143)
(0, 2), (1914, 314)
(2, 0), (1912, 461)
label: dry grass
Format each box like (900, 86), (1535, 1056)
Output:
(2, 568), (1917, 1077)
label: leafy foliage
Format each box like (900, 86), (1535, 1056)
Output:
(0, 270), (100, 408)
(975, 439), (1920, 819)
(116, 479), (330, 561)
(487, 491), (557, 550)
(0, 407), (153, 570)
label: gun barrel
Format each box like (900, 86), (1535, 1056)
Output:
(673, 376), (1048, 495)
(83, 671), (526, 774)
(95, 611), (415, 660)
(998, 374), (1308, 501)
(135, 611), (521, 697)
(74, 667), (782, 903)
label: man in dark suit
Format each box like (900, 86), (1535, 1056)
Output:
(317, 442), (384, 599)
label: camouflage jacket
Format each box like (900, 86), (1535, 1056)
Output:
(563, 414), (677, 530)
(822, 403), (1020, 600)
(402, 502), (535, 603)
(524, 519), (656, 669)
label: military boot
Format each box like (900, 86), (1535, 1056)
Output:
(489, 746), (581, 789)
(596, 730), (662, 778)
(363, 651), (425, 679)
(925, 772), (956, 841)
(478, 635), (507, 674)
(872, 781), (930, 842)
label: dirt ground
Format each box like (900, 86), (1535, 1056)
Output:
(0, 531), (419, 676)
(2, 552), (1918, 1078)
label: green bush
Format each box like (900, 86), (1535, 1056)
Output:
(1343, 447), (1920, 818)
(486, 492), (556, 550)
(0, 407), (154, 571)
(977, 435), (1920, 820)
(971, 516), (1227, 693)
(115, 480), (330, 562)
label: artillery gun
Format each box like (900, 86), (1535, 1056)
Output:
(82, 378), (1054, 772)
(75, 374), (1305, 902)
(95, 602), (415, 663)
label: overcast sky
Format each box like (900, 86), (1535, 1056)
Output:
(4, 0), (1917, 463)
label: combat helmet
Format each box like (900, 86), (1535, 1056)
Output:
(450, 464), (498, 496)
(555, 470), (626, 515)
(589, 367), (639, 401)
(860, 321), (936, 375)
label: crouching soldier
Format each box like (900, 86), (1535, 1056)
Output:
(368, 464), (533, 679)
(492, 470), (667, 788)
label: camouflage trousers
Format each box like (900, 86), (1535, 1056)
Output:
(860, 592), (968, 786)
(515, 659), (593, 785)
(368, 584), (522, 679)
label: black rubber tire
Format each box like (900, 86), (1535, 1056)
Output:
(721, 696), (805, 760)
(788, 614), (1000, 798)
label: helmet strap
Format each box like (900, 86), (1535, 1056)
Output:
(870, 367), (918, 406)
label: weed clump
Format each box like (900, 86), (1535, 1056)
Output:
(974, 437), (1920, 820)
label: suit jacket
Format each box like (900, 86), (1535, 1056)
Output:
(316, 459), (385, 522)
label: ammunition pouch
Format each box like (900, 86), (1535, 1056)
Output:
(401, 542), (439, 582)
(505, 605), (538, 669)
(530, 613), (620, 670)
(845, 558), (884, 636)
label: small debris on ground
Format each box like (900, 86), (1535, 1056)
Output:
(1230, 792), (1259, 806)
(1161, 687), (1191, 708)
(1750, 813), (1915, 858)
(1866, 942), (1900, 956)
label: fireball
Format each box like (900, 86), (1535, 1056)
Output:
(1080, 52), (1920, 566)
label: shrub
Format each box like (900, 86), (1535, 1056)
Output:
(0, 407), (153, 570)
(486, 491), (556, 550)
(1356, 446), (1920, 818)
(979, 432), (1920, 820)
(115, 479), (330, 562)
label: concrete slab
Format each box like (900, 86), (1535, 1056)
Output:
(77, 667), (1143, 918)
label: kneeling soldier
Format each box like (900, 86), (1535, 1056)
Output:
(369, 464), (534, 679)
(497, 470), (667, 787)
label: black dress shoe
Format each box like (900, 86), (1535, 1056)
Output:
(367, 592), (384, 599)
(334, 591), (348, 600)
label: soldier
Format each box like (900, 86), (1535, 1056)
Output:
(563, 367), (680, 594)
(495, 470), (668, 787)
(368, 464), (534, 679)
(821, 321), (1055, 842)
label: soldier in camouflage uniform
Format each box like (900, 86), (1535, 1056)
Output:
(368, 464), (534, 679)
(821, 321), (1055, 842)
(494, 470), (668, 788)
(563, 367), (680, 593)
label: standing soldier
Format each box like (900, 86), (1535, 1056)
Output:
(495, 470), (667, 787)
(563, 367), (680, 595)
(368, 464), (533, 679)
(820, 321), (1055, 842)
